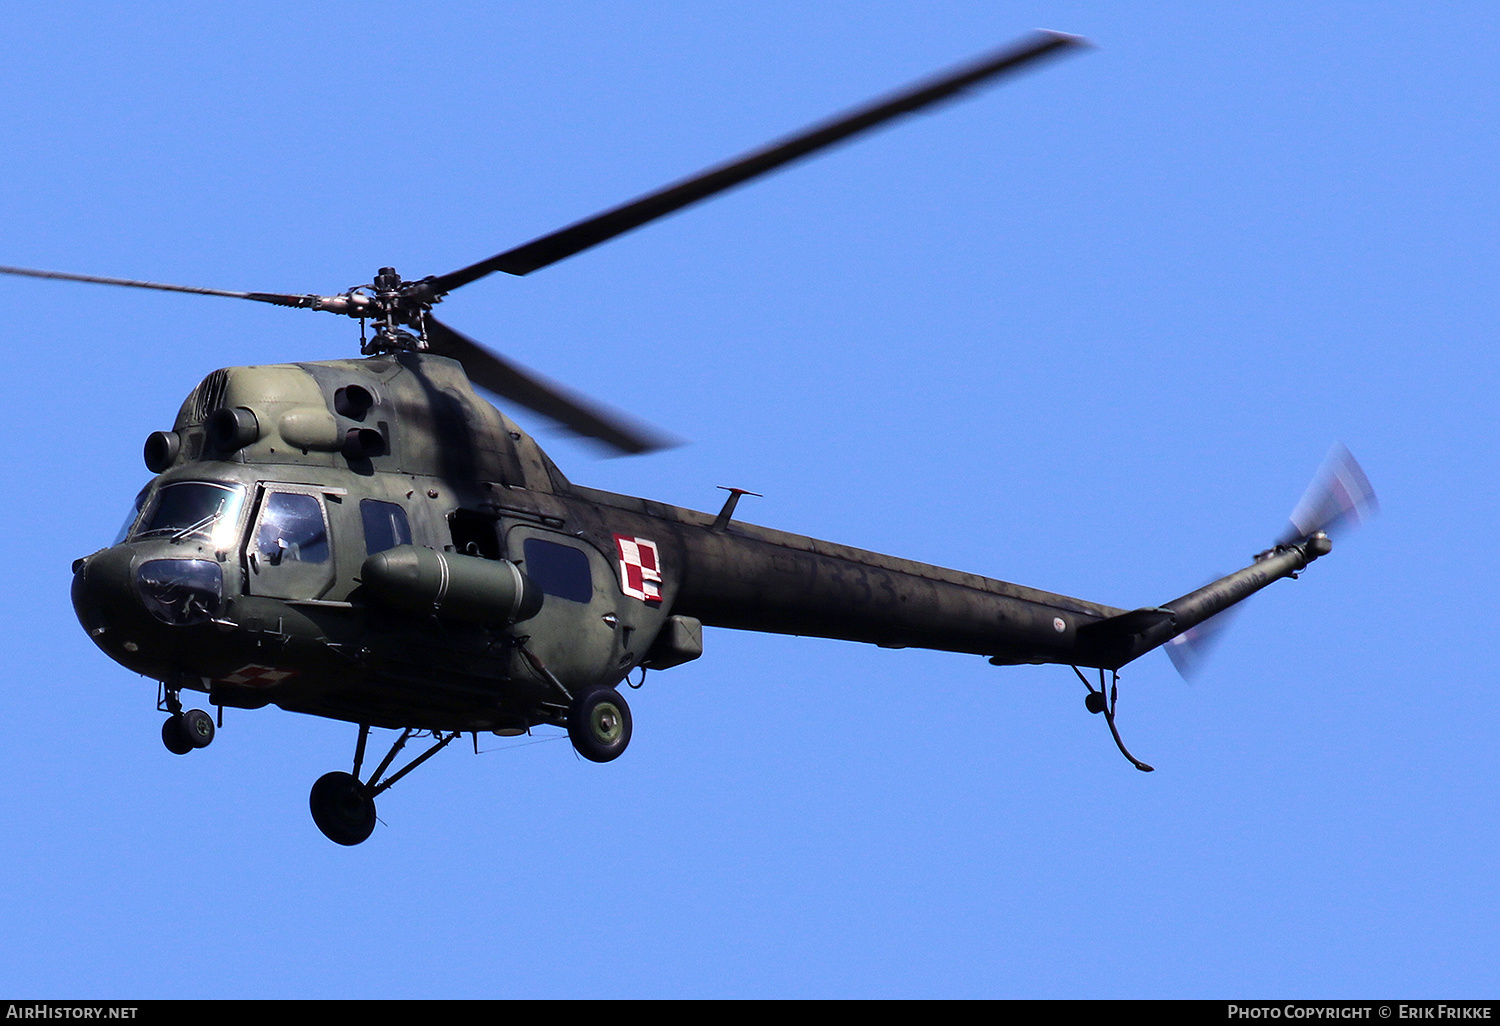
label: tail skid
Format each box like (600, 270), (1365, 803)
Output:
(1073, 665), (1155, 772)
(1063, 443), (1375, 771)
(1066, 532), (1331, 772)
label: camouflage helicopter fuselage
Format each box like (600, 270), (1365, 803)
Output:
(70, 353), (1331, 738)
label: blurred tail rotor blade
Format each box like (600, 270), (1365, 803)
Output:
(423, 317), (678, 456)
(1280, 443), (1379, 544)
(1163, 601), (1243, 681)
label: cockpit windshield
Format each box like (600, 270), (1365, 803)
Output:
(134, 482), (247, 548)
(113, 484), (152, 545)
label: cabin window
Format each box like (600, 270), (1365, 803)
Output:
(254, 492), (329, 565)
(361, 499), (412, 556)
(521, 538), (592, 603)
(450, 509), (501, 560)
(135, 481), (246, 549)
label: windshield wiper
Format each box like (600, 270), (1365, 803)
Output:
(169, 512), (221, 542)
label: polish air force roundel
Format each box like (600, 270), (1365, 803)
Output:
(613, 534), (663, 603)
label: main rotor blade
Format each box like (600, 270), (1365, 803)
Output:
(426, 30), (1088, 291)
(0, 264), (326, 309)
(423, 316), (676, 455)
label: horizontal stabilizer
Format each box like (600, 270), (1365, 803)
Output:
(1076, 607), (1176, 669)
(1077, 606), (1174, 642)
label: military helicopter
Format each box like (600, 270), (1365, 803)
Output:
(14, 31), (1375, 846)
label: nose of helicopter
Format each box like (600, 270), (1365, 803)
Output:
(71, 545), (227, 674)
(71, 546), (138, 642)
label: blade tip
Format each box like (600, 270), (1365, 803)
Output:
(601, 432), (686, 458)
(1035, 29), (1095, 50)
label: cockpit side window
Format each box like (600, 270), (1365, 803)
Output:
(254, 492), (329, 564)
(361, 499), (412, 556)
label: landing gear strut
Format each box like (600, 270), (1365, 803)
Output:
(309, 725), (459, 846)
(517, 643), (634, 763)
(1073, 666), (1154, 773)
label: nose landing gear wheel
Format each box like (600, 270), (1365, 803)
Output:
(182, 709), (215, 748)
(309, 771), (377, 846)
(161, 708), (215, 754)
(161, 715), (193, 755)
(567, 687), (633, 763)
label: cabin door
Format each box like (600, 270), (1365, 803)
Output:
(504, 526), (622, 691)
(243, 484), (337, 600)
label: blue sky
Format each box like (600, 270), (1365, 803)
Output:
(0, 2), (1495, 998)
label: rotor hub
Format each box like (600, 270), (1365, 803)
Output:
(356, 267), (442, 355)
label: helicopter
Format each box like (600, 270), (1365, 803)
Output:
(16, 31), (1375, 846)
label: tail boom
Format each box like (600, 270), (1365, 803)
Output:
(572, 485), (1333, 674)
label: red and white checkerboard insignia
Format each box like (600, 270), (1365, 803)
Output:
(613, 534), (663, 603)
(218, 665), (298, 687)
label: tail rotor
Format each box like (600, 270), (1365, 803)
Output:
(1164, 444), (1377, 680)
(1280, 442), (1380, 545)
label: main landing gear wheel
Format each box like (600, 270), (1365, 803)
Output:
(309, 771), (377, 846)
(567, 687), (633, 763)
(308, 727), (459, 846)
(161, 709), (214, 754)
